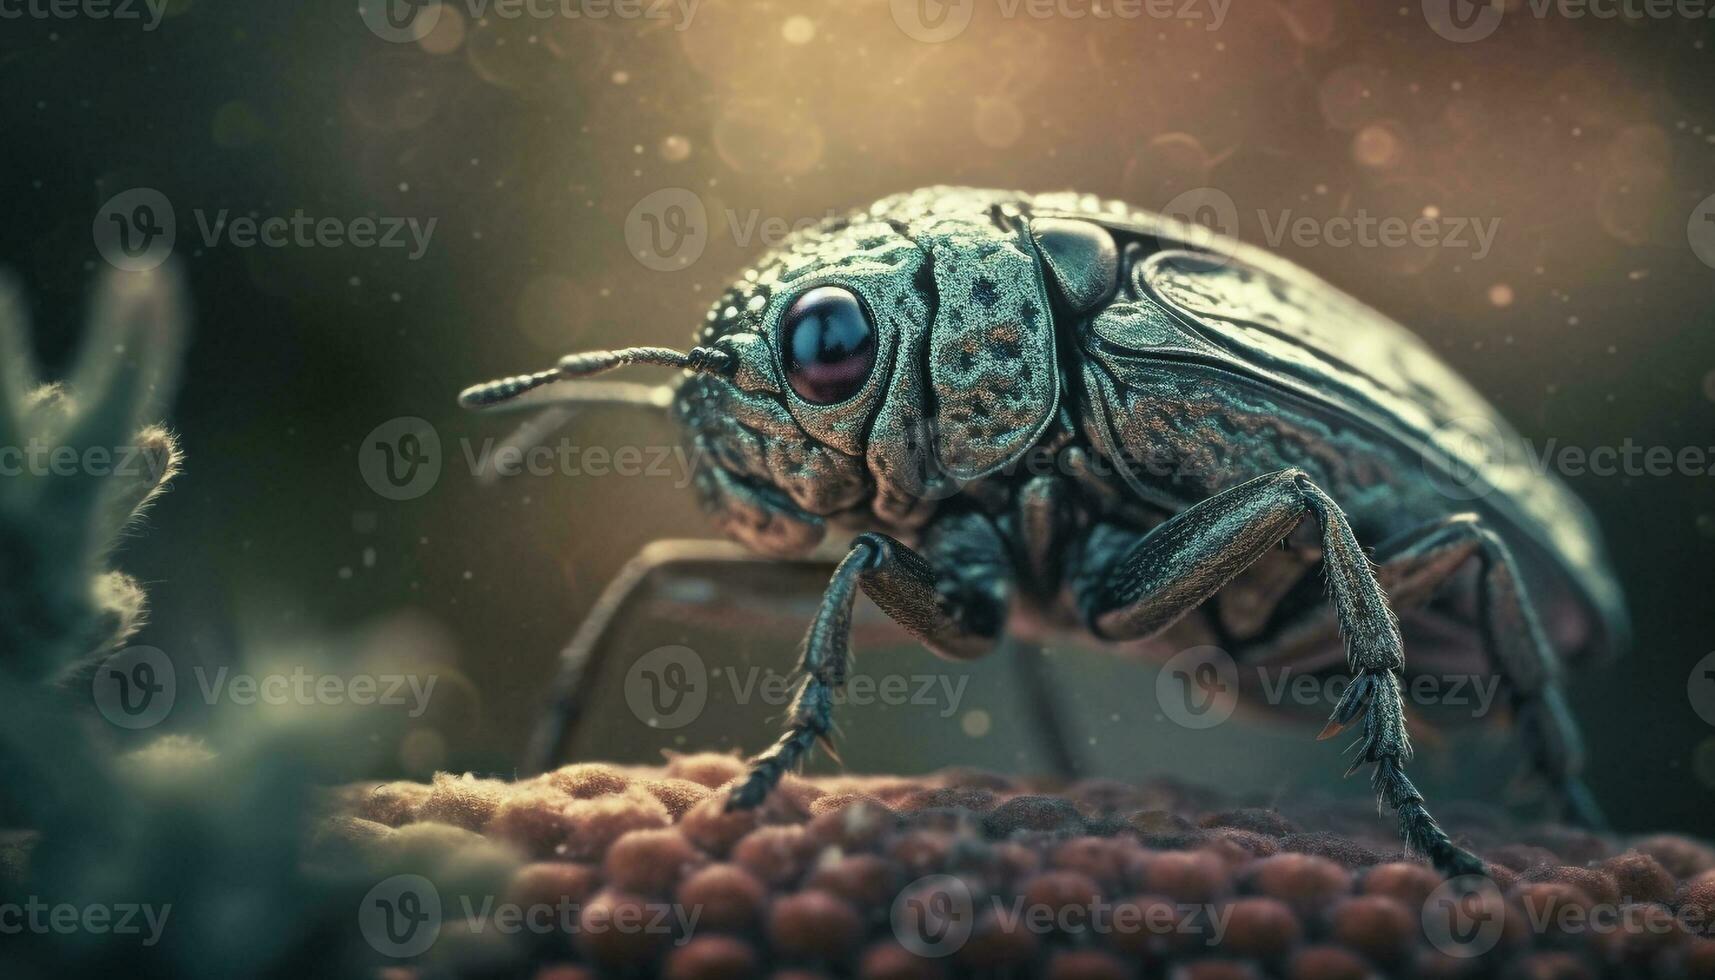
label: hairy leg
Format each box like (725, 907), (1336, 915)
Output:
(1368, 514), (1605, 828)
(1073, 469), (1484, 877)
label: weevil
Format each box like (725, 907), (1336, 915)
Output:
(461, 187), (1628, 877)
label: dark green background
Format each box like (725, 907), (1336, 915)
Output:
(2, 0), (1712, 834)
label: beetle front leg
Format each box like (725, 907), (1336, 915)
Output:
(1075, 469), (1484, 878)
(523, 540), (836, 774)
(727, 514), (1011, 810)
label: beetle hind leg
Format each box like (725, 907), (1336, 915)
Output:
(1365, 514), (1606, 830)
(1075, 469), (1483, 878)
(1011, 639), (1086, 781)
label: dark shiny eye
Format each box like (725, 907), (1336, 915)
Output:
(779, 286), (876, 405)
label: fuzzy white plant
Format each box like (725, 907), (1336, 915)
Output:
(0, 267), (185, 684)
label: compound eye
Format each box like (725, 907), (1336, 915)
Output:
(780, 286), (876, 405)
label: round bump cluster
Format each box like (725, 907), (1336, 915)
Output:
(328, 761), (1715, 978)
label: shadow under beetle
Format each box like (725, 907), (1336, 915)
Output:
(461, 187), (1628, 877)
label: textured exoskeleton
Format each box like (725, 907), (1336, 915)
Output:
(461, 188), (1628, 877)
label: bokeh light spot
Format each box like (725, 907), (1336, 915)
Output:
(782, 15), (815, 45)
(961, 710), (991, 738)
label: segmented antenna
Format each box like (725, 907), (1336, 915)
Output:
(458, 368), (564, 409)
(457, 345), (733, 409)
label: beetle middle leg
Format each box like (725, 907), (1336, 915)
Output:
(1010, 639), (1086, 782)
(727, 511), (1012, 810)
(1072, 469), (1485, 878)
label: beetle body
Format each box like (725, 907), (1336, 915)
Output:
(676, 186), (1626, 675)
(464, 186), (1627, 876)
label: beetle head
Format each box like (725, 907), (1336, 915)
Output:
(460, 188), (1063, 557)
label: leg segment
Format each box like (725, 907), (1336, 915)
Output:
(728, 512), (1012, 809)
(525, 540), (833, 773)
(1369, 515), (1605, 828)
(1010, 640), (1085, 780)
(1074, 470), (1483, 877)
